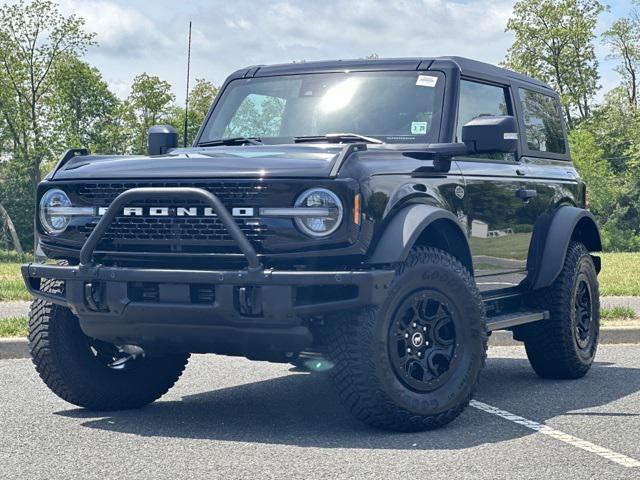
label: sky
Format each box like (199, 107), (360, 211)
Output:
(2, 0), (638, 104)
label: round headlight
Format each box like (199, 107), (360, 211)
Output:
(39, 189), (72, 234)
(294, 188), (343, 237)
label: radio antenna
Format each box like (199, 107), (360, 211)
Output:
(183, 21), (192, 147)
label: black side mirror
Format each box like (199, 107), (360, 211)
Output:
(148, 125), (178, 155)
(462, 115), (518, 154)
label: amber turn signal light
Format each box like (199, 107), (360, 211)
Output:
(353, 193), (361, 225)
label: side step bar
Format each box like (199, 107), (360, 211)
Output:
(486, 310), (550, 332)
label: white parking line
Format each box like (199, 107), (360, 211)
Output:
(470, 400), (640, 469)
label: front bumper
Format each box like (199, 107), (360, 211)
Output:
(22, 263), (393, 354)
(24, 186), (394, 356)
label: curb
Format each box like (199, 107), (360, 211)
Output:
(489, 326), (640, 347)
(1, 328), (640, 360)
(0, 338), (30, 360)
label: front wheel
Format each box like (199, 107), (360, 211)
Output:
(29, 279), (190, 411)
(324, 247), (487, 431)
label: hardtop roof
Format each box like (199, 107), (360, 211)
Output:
(236, 56), (552, 91)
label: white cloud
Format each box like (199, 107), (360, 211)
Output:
(105, 77), (132, 99)
(59, 0), (175, 58)
(194, 0), (515, 69)
(224, 18), (252, 31)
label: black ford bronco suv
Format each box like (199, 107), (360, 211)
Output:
(22, 57), (601, 431)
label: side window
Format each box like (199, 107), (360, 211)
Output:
(457, 80), (514, 160)
(224, 94), (286, 138)
(519, 89), (566, 154)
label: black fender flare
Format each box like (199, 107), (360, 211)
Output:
(529, 206), (602, 290)
(367, 204), (473, 272)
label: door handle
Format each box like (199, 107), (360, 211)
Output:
(516, 189), (537, 201)
(515, 168), (527, 176)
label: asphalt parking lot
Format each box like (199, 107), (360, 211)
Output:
(2, 345), (639, 479)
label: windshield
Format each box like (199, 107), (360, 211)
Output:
(199, 71), (445, 145)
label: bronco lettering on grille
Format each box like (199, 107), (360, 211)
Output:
(96, 207), (255, 217)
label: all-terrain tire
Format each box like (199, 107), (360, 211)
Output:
(324, 246), (487, 431)
(523, 241), (600, 379)
(29, 279), (190, 410)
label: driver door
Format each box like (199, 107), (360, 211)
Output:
(453, 79), (536, 292)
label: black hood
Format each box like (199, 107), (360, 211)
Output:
(51, 145), (344, 180)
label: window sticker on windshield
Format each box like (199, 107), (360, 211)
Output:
(411, 121), (428, 135)
(416, 75), (438, 87)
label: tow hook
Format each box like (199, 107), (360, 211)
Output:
(84, 282), (106, 312)
(237, 286), (263, 316)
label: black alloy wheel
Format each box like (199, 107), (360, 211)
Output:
(574, 276), (594, 352)
(389, 290), (458, 392)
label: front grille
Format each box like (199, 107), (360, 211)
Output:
(77, 181), (268, 206)
(71, 181), (278, 255)
(77, 216), (272, 249)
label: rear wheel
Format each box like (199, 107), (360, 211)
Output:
(29, 279), (189, 410)
(324, 247), (487, 431)
(523, 242), (600, 379)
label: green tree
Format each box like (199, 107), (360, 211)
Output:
(602, 18), (640, 107)
(0, 163), (33, 252)
(49, 55), (119, 153)
(504, 0), (605, 128)
(99, 100), (138, 155)
(0, 0), (95, 189)
(0, 102), (8, 154)
(569, 129), (619, 215)
(0, 201), (23, 253)
(186, 79), (218, 143)
(578, 96), (640, 251)
(587, 87), (636, 173)
(169, 78), (218, 146)
(128, 73), (175, 153)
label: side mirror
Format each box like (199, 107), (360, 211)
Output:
(148, 125), (178, 155)
(462, 115), (518, 154)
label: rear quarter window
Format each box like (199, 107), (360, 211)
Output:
(519, 89), (566, 154)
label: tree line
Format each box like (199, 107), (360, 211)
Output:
(504, 0), (640, 251)
(1, 0), (639, 252)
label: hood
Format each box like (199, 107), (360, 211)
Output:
(51, 145), (344, 180)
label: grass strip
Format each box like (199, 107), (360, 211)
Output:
(0, 316), (28, 337)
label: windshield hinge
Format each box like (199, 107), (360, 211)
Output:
(329, 143), (367, 177)
(51, 148), (89, 178)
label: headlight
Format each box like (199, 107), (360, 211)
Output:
(294, 188), (343, 237)
(39, 189), (72, 234)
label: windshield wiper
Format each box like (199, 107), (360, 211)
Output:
(294, 133), (384, 145)
(198, 137), (263, 147)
